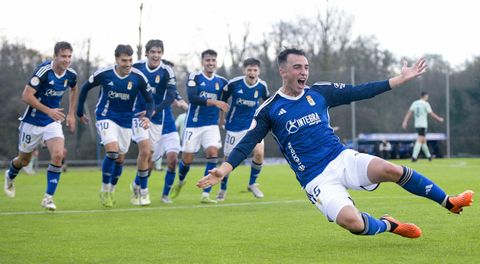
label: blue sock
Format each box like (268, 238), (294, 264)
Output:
(110, 162), (123, 186)
(202, 159), (217, 193)
(102, 154), (116, 185)
(221, 175), (230, 191)
(138, 170), (150, 189)
(7, 161), (21, 180)
(178, 160), (190, 182)
(163, 170), (176, 196)
(46, 164), (62, 195)
(249, 161), (262, 185)
(134, 176), (140, 186)
(352, 212), (388, 236)
(398, 166), (447, 204)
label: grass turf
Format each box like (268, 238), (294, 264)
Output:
(0, 158), (478, 263)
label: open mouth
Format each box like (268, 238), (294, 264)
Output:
(298, 79), (306, 86)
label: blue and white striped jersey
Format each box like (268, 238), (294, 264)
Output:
(133, 61), (176, 125)
(20, 61), (77, 127)
(222, 76), (269, 132)
(227, 80), (391, 187)
(185, 72), (228, 127)
(77, 66), (153, 128)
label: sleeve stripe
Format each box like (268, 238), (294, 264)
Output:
(35, 64), (52, 77)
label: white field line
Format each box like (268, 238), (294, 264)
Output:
(0, 196), (420, 216)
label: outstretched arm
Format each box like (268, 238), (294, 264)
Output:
(429, 112), (444, 123)
(389, 58), (427, 88)
(197, 162), (233, 188)
(402, 110), (412, 130)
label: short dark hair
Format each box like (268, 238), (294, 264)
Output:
(114, 44), (134, 57)
(201, 49), (217, 59)
(145, 39), (164, 53)
(54, 41), (73, 56)
(277, 48), (306, 67)
(243, 58), (261, 68)
(421, 91), (428, 97)
(162, 59), (174, 67)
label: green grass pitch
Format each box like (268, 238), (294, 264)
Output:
(0, 158), (478, 263)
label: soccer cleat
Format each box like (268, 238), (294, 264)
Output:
(41, 196), (56, 211)
(4, 170), (15, 198)
(248, 183), (264, 198)
(130, 182), (140, 205)
(100, 191), (113, 207)
(216, 190), (227, 202)
(411, 158), (418, 162)
(139, 190), (151, 206)
(448, 190), (474, 214)
(380, 215), (422, 238)
(170, 180), (186, 199)
(428, 157), (432, 162)
(201, 195), (218, 204)
(109, 192), (116, 205)
(161, 195), (173, 204)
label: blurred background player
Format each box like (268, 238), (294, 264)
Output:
(170, 49), (229, 204)
(4, 41), (78, 210)
(217, 58), (269, 201)
(77, 44), (153, 207)
(157, 89), (188, 204)
(402, 91), (444, 161)
(130, 40), (176, 206)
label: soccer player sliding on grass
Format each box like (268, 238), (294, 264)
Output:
(197, 48), (474, 238)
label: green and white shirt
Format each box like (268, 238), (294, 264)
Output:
(409, 99), (432, 128)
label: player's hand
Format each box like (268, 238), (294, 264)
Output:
(66, 113), (76, 133)
(135, 110), (147, 119)
(400, 58), (427, 81)
(215, 101), (230, 112)
(79, 114), (90, 125)
(173, 99), (189, 111)
(140, 117), (151, 129)
(48, 108), (65, 122)
(197, 168), (225, 189)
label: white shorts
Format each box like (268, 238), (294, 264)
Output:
(224, 130), (264, 157)
(304, 149), (378, 223)
(18, 121), (64, 153)
(182, 125), (221, 153)
(131, 118), (163, 149)
(96, 120), (132, 154)
(152, 132), (181, 161)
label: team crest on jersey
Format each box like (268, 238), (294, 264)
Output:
(155, 75), (160, 83)
(215, 82), (220, 90)
(64, 79), (68, 87)
(127, 81), (133, 90)
(306, 95), (315, 106)
(188, 80), (196, 87)
(254, 90), (258, 98)
(30, 76), (40, 86)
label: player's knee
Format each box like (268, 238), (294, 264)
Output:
(51, 150), (64, 164)
(382, 163), (402, 181)
(337, 214), (364, 232)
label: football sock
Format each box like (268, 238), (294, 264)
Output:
(398, 166), (448, 205)
(352, 212), (388, 236)
(163, 170), (176, 196)
(412, 142), (421, 159)
(102, 152), (117, 186)
(46, 164), (61, 195)
(7, 161), (21, 180)
(178, 160), (190, 182)
(137, 169), (150, 189)
(202, 158), (217, 193)
(110, 162), (124, 191)
(421, 144), (431, 158)
(221, 174), (230, 191)
(249, 161), (262, 185)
